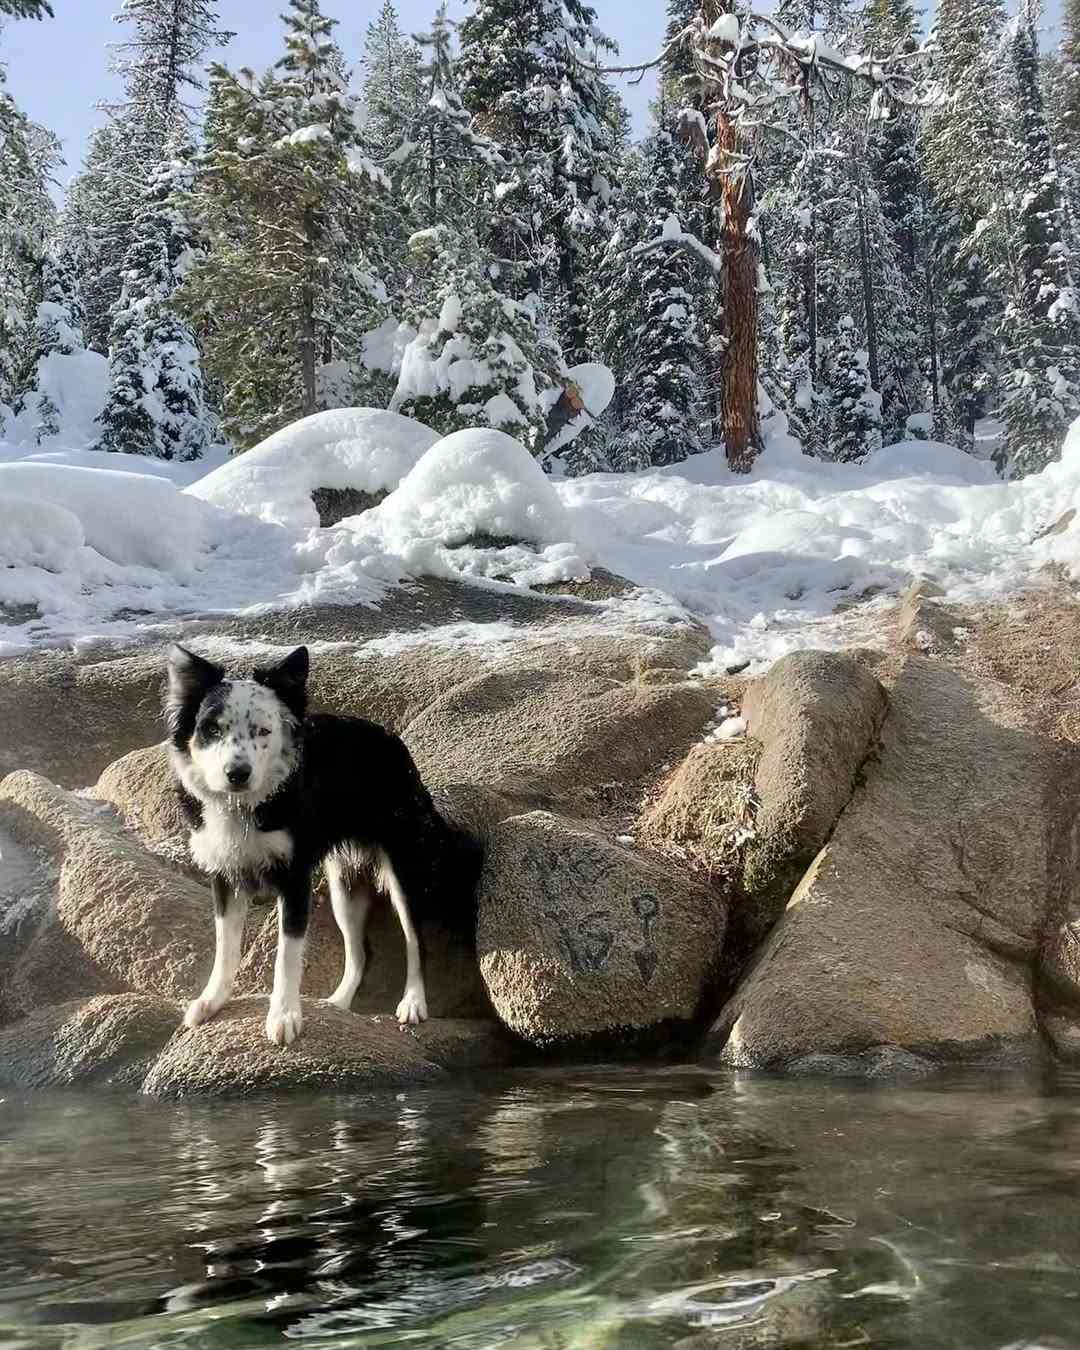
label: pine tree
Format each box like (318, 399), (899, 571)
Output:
(361, 0), (424, 160)
(390, 224), (560, 452)
(922, 0), (1008, 446)
(176, 0), (402, 446)
(95, 144), (217, 460)
(60, 125), (134, 352)
(998, 1), (1080, 474)
(62, 0), (229, 351)
(12, 248), (85, 442)
(395, 4), (508, 231)
(0, 1), (52, 15)
(823, 315), (883, 460)
(459, 0), (617, 361)
(0, 93), (58, 409)
(605, 128), (708, 470)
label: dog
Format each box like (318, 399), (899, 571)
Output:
(164, 643), (481, 1046)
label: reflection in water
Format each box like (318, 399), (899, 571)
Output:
(1, 1068), (1080, 1347)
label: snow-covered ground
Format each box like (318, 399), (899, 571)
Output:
(2, 404), (1080, 670)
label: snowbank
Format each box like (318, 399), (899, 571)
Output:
(0, 496), (84, 572)
(4, 349), (109, 450)
(0, 444), (230, 486)
(11, 399), (1080, 672)
(0, 462), (208, 571)
(335, 427), (589, 587)
(188, 407), (440, 530)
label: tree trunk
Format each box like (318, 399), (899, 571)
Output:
(857, 187), (880, 393)
(713, 107), (762, 472)
(300, 208), (317, 419)
(926, 252), (940, 417)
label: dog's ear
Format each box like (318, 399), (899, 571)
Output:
(164, 644), (224, 744)
(254, 646), (309, 719)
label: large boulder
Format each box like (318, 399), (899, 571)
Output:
(0, 771), (213, 1008)
(405, 671), (716, 806)
(708, 655), (1049, 1071)
(0, 594), (711, 790)
(735, 649), (886, 948)
(0, 994), (179, 1089)
(142, 1001), (512, 1098)
(477, 811), (725, 1047)
(0, 994), (512, 1095)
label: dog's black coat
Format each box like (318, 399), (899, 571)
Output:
(168, 647), (481, 941)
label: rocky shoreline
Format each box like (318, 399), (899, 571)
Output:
(3, 574), (1080, 1095)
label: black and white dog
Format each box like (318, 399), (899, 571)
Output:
(164, 643), (481, 1046)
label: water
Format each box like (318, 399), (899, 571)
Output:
(1, 1067), (1079, 1349)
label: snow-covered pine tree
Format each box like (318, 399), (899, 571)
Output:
(61, 0), (229, 351)
(59, 125), (134, 353)
(998, 0), (1080, 475)
(922, 0), (1008, 446)
(103, 0), (232, 157)
(394, 4), (508, 231)
(822, 315), (883, 460)
(176, 0), (402, 446)
(390, 224), (560, 452)
(95, 144), (217, 460)
(0, 92), (58, 411)
(458, 0), (617, 362)
(606, 127), (709, 470)
(12, 247), (85, 443)
(861, 0), (928, 441)
(361, 0), (424, 161)
(0, 1), (52, 15)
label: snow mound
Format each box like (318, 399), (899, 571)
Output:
(5, 349), (109, 450)
(335, 427), (589, 588)
(372, 427), (576, 547)
(0, 495), (84, 572)
(188, 408), (440, 530)
(0, 462), (208, 571)
(0, 444), (230, 486)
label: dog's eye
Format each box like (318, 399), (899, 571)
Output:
(201, 721), (221, 741)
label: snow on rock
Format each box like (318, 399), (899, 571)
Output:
(336, 427), (589, 588)
(0, 462), (208, 572)
(5, 349), (109, 450)
(188, 408), (441, 530)
(567, 363), (615, 417)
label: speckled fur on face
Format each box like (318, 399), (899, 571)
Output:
(184, 679), (299, 801)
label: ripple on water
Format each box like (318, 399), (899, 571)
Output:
(1, 1069), (1080, 1348)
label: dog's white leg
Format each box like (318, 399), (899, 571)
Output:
(323, 855), (373, 1013)
(379, 852), (428, 1026)
(185, 882), (249, 1029)
(265, 904), (306, 1047)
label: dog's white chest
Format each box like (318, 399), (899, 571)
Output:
(189, 805), (293, 878)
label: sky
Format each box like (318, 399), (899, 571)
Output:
(2, 1), (667, 194)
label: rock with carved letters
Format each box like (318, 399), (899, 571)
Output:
(476, 811), (725, 1047)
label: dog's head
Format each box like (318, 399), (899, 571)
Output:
(164, 645), (309, 802)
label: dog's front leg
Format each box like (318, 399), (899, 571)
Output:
(185, 875), (249, 1029)
(266, 870), (310, 1047)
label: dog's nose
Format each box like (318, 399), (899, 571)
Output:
(226, 763), (251, 788)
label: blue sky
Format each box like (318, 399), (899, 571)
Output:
(2, 1), (666, 192)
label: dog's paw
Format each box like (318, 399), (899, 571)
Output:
(323, 988), (355, 1013)
(265, 1005), (303, 1047)
(184, 996), (221, 1029)
(396, 987), (428, 1026)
